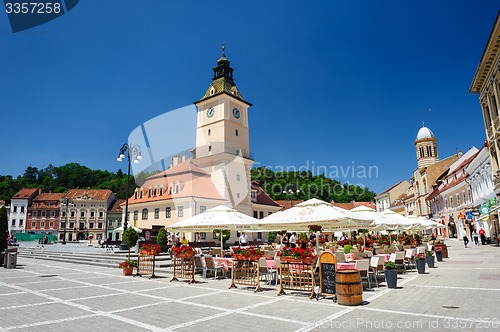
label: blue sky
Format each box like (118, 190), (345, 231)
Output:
(0, 1), (498, 195)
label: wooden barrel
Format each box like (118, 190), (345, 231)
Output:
(335, 269), (363, 306)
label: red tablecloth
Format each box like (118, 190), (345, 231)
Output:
(266, 260), (277, 269)
(337, 263), (356, 270)
(213, 257), (233, 271)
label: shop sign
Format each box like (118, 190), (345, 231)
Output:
(480, 205), (490, 215)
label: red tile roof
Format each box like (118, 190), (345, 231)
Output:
(331, 201), (376, 210)
(252, 182), (281, 207)
(127, 159), (224, 205)
(275, 200), (304, 210)
(33, 193), (65, 201)
(63, 189), (113, 201)
(426, 151), (479, 201)
(12, 188), (40, 199)
(110, 199), (125, 212)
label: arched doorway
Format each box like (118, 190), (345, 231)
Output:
(77, 232), (85, 241)
(448, 218), (457, 238)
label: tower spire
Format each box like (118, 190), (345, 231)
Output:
(221, 42), (225, 57)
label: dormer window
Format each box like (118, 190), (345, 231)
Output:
(251, 190), (257, 202)
(210, 87), (215, 95)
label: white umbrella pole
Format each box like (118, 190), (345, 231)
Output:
(220, 233), (224, 257)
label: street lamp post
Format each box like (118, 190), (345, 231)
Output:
(283, 188), (300, 209)
(117, 143), (142, 250)
(61, 198), (72, 245)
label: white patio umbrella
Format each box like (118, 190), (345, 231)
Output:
(379, 209), (418, 230)
(253, 198), (374, 233)
(114, 225), (142, 233)
(350, 206), (403, 231)
(408, 216), (445, 231)
(169, 205), (258, 253)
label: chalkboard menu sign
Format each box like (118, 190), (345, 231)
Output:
(320, 263), (336, 295)
(318, 251), (336, 297)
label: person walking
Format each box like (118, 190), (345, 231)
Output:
(461, 228), (469, 248)
(479, 228), (487, 245)
(472, 230), (479, 246)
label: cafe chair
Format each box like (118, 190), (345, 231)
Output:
(368, 256), (381, 287)
(259, 257), (277, 285)
(193, 255), (205, 276)
(355, 259), (371, 290)
(204, 256), (225, 279)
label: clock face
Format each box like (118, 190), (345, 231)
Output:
(232, 107), (240, 119)
(206, 107), (214, 118)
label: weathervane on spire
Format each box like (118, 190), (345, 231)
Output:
(222, 42), (225, 57)
(422, 121), (425, 127)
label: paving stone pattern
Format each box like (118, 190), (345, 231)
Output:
(1, 241), (500, 331)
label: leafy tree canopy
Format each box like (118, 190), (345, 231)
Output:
(250, 166), (376, 203)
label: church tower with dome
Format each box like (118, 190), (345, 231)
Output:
(415, 123), (438, 168)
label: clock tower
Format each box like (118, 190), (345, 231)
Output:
(193, 45), (253, 215)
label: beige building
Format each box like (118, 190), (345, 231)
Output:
(61, 189), (115, 241)
(374, 180), (410, 212)
(470, 12), (500, 240)
(403, 125), (461, 217)
(427, 148), (479, 238)
(126, 48), (281, 243)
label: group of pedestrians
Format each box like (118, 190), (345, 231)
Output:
(461, 227), (487, 248)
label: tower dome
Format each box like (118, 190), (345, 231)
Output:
(415, 123), (438, 168)
(416, 126), (435, 140)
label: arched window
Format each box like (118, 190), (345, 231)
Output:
(142, 208), (148, 220)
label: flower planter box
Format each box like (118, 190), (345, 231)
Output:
(175, 253), (194, 259)
(384, 269), (398, 289)
(435, 251), (443, 262)
(426, 255), (435, 268)
(415, 259), (426, 274)
(232, 254), (261, 261)
(280, 256), (314, 265)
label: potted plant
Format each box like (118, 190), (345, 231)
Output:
(344, 244), (353, 254)
(425, 250), (435, 268)
(172, 245), (196, 258)
(118, 259), (138, 275)
(414, 253), (426, 274)
(384, 261), (398, 288)
(434, 246), (443, 262)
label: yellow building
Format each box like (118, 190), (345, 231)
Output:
(470, 12), (500, 241)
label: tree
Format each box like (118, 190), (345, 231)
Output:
(157, 228), (168, 245)
(0, 206), (8, 254)
(122, 227), (140, 260)
(213, 229), (230, 246)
